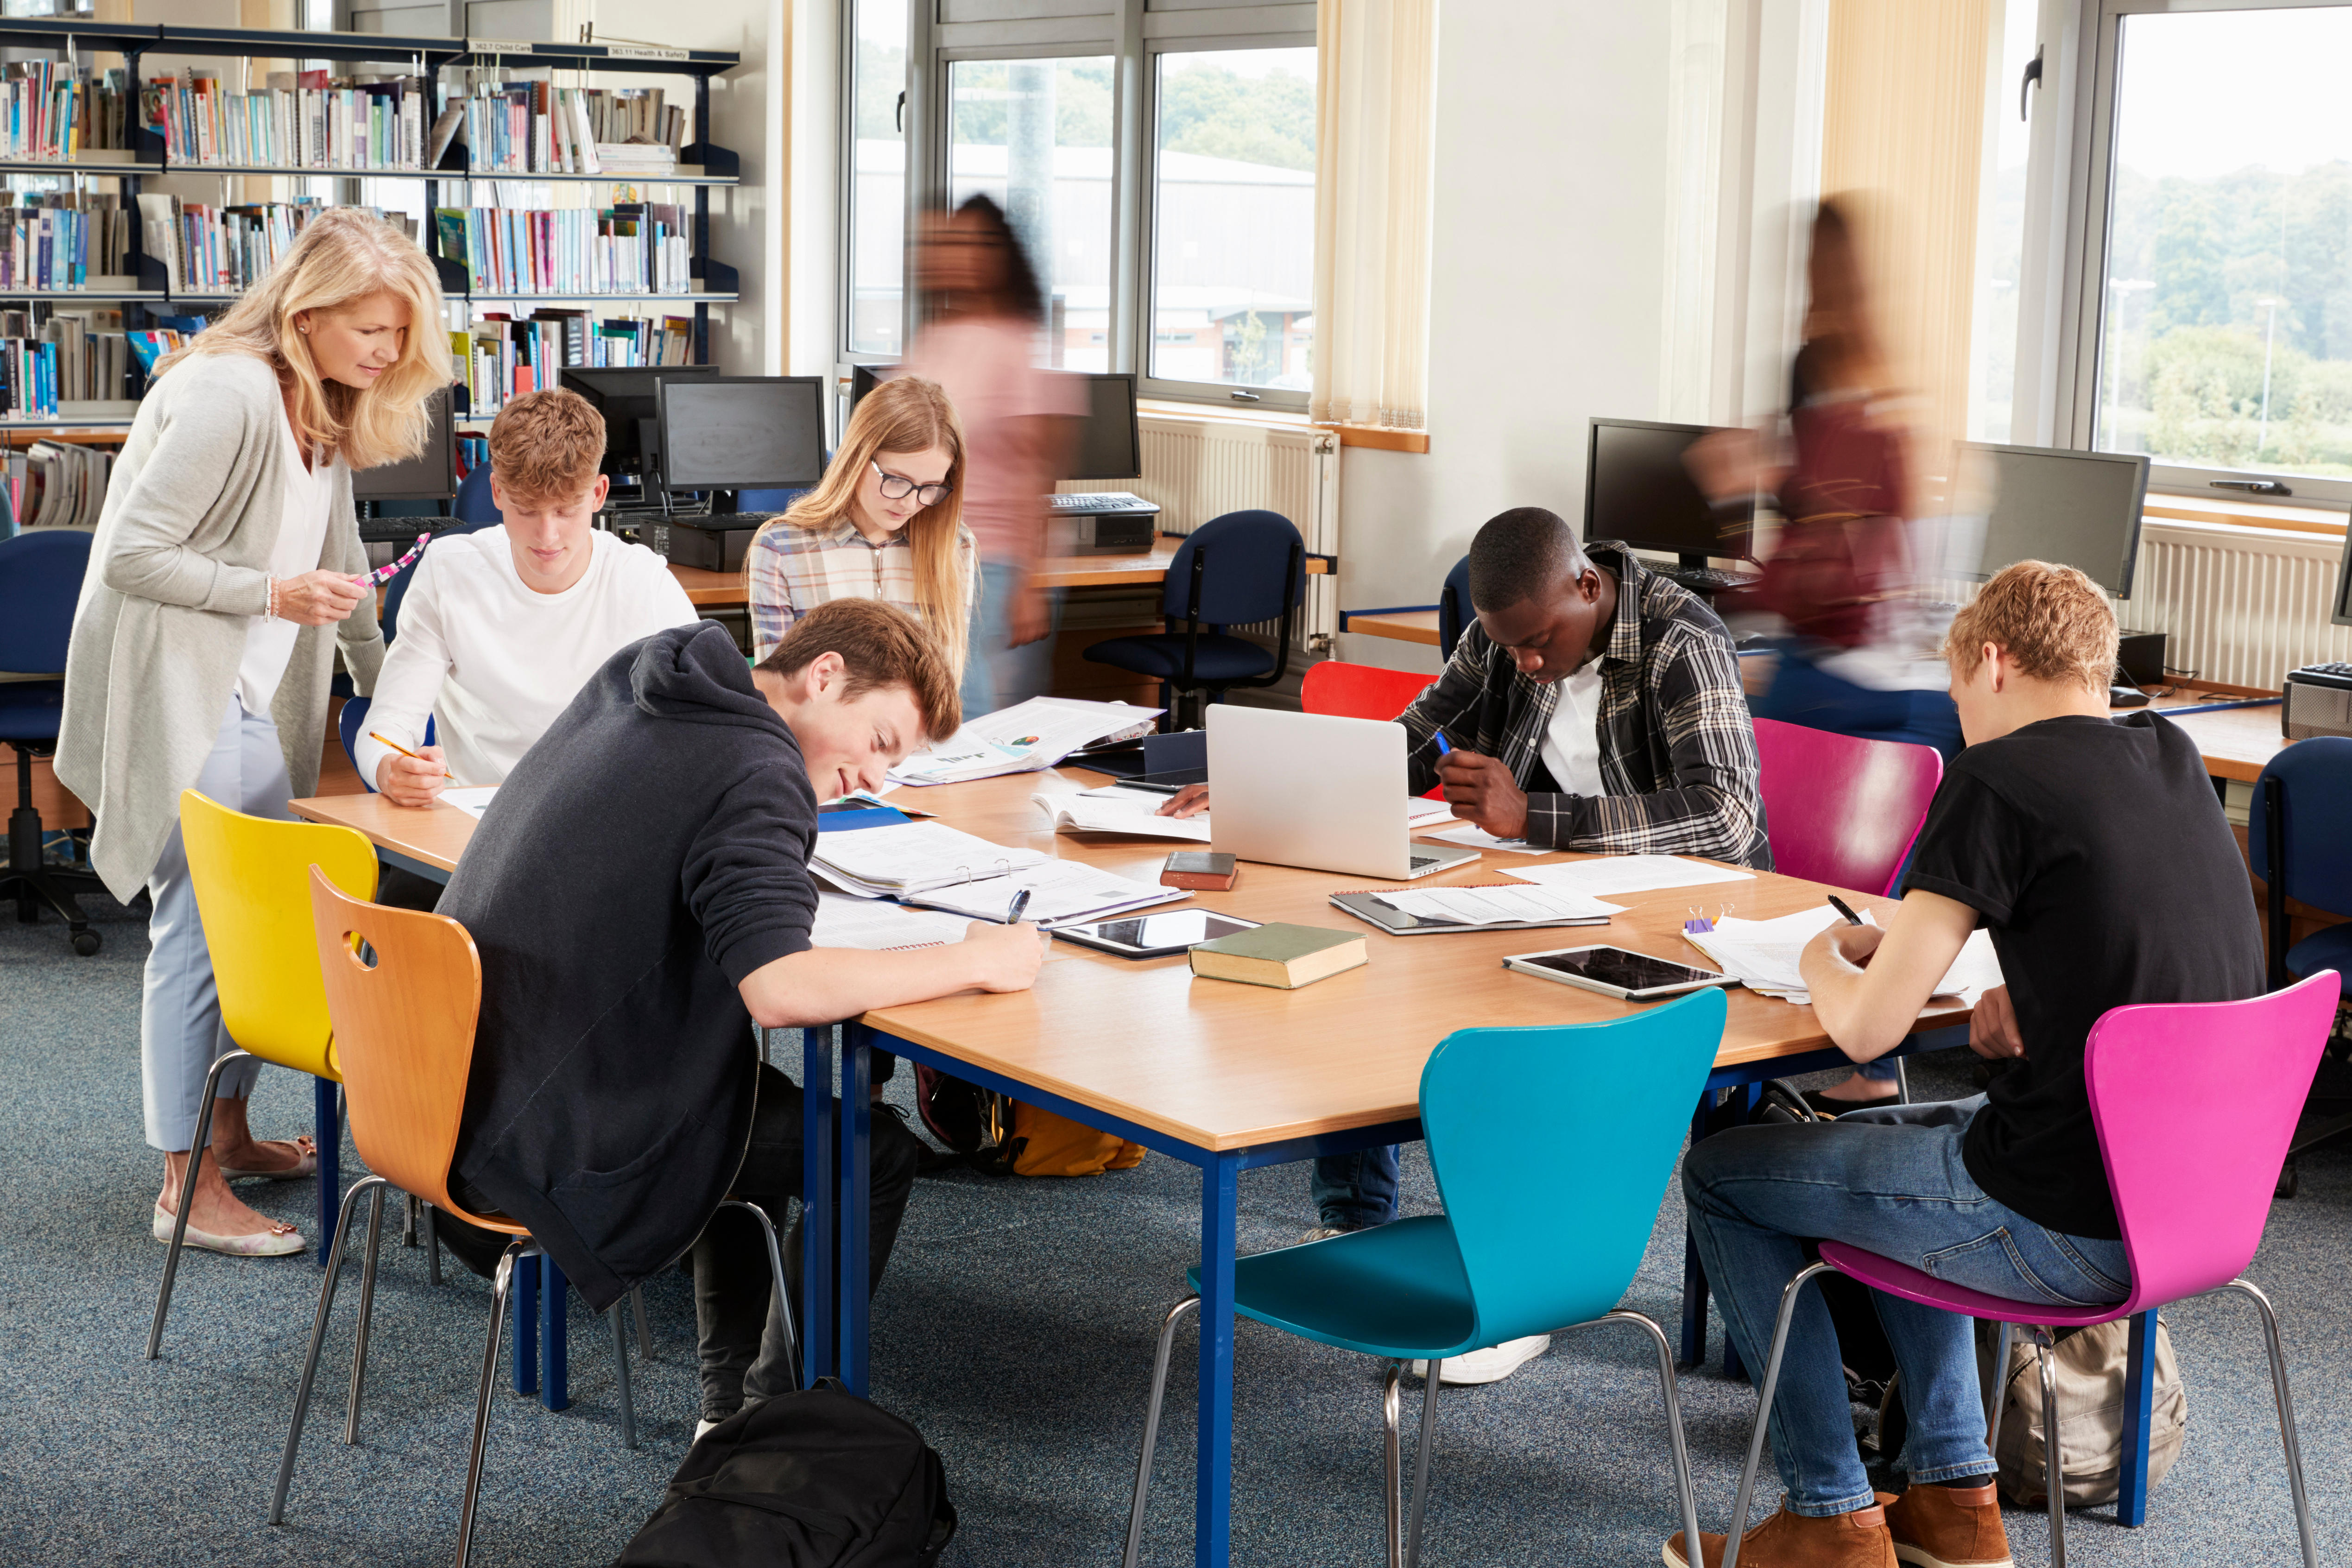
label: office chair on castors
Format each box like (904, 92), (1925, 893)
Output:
(1083, 510), (1305, 729)
(0, 529), (107, 955)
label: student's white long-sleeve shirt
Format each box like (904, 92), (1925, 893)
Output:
(352, 527), (702, 793)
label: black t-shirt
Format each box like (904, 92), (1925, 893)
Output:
(1900, 712), (2262, 1239)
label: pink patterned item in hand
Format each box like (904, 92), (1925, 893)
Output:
(354, 532), (433, 587)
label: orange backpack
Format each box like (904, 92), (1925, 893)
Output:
(914, 1065), (1145, 1177)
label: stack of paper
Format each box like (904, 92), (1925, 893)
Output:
(1340, 884), (1623, 931)
(1506, 856), (1758, 897)
(1685, 905), (2004, 1006)
(441, 785), (499, 820)
(810, 894), (974, 951)
(904, 858), (1188, 928)
(809, 821), (1048, 898)
(890, 697), (1162, 786)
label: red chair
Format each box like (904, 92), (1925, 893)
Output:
(1752, 717), (1942, 897)
(1302, 660), (1435, 721)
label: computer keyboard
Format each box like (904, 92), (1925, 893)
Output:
(1668, 567), (1762, 593)
(1050, 492), (1157, 513)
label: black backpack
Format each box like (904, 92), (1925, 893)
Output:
(613, 1379), (956, 1568)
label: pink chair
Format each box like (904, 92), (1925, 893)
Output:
(1752, 717), (1943, 897)
(1720, 972), (2337, 1568)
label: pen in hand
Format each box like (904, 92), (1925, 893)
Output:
(1433, 733), (1453, 758)
(368, 730), (458, 784)
(1827, 895), (1864, 926)
(1005, 888), (1032, 925)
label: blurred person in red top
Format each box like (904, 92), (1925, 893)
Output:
(1688, 195), (1960, 1113)
(906, 194), (1083, 719)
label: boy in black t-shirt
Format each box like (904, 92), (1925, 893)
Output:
(1665, 562), (2262, 1568)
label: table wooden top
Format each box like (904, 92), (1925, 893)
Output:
(667, 538), (1326, 609)
(2134, 683), (2285, 784)
(291, 770), (1965, 1153)
(1345, 608), (1441, 646)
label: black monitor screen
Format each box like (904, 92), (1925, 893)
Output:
(560, 364), (721, 479)
(1065, 372), (1141, 482)
(353, 383), (455, 500)
(660, 377), (828, 492)
(1953, 442), (2149, 599)
(850, 362), (897, 408)
(2334, 508), (2352, 628)
(1584, 417), (1746, 561)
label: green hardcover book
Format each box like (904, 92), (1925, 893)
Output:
(1189, 923), (1367, 990)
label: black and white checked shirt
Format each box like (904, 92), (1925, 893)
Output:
(1397, 543), (1771, 868)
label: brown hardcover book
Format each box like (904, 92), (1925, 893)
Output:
(1189, 923), (1366, 990)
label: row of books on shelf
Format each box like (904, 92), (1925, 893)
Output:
(434, 204), (693, 297)
(6, 440), (112, 529)
(456, 81), (682, 176)
(135, 196), (417, 295)
(151, 70), (430, 174)
(0, 194), (130, 291)
(453, 310), (698, 415)
(0, 63), (135, 161)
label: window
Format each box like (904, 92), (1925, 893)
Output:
(946, 55), (1115, 372)
(2071, 1), (2352, 501)
(1149, 46), (1316, 393)
(842, 1), (1316, 409)
(847, 0), (909, 358)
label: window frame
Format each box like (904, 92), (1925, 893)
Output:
(2059, 0), (2352, 506)
(838, 0), (1317, 413)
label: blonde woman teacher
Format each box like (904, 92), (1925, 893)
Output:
(57, 209), (450, 1256)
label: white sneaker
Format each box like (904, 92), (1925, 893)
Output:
(695, 1417), (721, 1442)
(1410, 1334), (1551, 1385)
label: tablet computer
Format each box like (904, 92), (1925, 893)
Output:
(1501, 944), (1732, 1001)
(1054, 909), (1264, 959)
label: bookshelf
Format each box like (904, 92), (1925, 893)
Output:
(0, 18), (742, 434)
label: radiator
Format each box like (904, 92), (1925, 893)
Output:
(1062, 412), (1340, 653)
(2128, 520), (2352, 688)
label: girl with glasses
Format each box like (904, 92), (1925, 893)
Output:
(744, 374), (977, 676)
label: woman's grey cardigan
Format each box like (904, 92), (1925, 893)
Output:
(57, 352), (384, 900)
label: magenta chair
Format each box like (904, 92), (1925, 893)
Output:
(1752, 717), (1942, 897)
(1721, 972), (2337, 1568)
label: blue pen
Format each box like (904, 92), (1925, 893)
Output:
(1433, 733), (1452, 758)
(1005, 887), (1032, 924)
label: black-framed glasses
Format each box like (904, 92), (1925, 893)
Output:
(870, 460), (953, 508)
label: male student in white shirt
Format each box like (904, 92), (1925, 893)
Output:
(355, 386), (701, 828)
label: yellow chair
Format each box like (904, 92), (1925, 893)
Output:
(145, 788), (378, 1360)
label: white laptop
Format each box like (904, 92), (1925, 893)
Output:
(1205, 706), (1481, 881)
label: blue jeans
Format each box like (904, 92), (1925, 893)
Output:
(961, 560), (1062, 719)
(1311, 1145), (1399, 1230)
(1682, 1094), (2131, 1516)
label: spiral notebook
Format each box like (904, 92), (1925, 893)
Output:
(904, 857), (1189, 928)
(808, 821), (1049, 899)
(810, 894), (973, 952)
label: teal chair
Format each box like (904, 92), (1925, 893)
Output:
(1122, 988), (1724, 1567)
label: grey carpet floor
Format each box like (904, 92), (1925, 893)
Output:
(2, 891), (2345, 1565)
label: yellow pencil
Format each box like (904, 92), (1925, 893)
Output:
(368, 731), (459, 784)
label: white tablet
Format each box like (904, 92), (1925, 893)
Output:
(1053, 910), (1265, 960)
(1502, 944), (1733, 1001)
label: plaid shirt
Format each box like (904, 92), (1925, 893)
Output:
(746, 515), (979, 662)
(1399, 542), (1771, 867)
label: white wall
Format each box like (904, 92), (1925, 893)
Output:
(1333, 0), (1675, 675)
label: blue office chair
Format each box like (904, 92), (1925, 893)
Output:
(337, 699), (436, 793)
(1436, 552), (1472, 661)
(1083, 510), (1305, 728)
(0, 529), (108, 955)
(1122, 988), (1724, 1568)
(2250, 737), (2352, 995)
(452, 465), (503, 527)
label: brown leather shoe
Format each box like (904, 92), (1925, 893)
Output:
(1662, 1501), (1898, 1568)
(1876, 1484), (2015, 1568)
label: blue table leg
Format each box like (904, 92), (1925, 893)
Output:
(2116, 1308), (2157, 1525)
(512, 1251), (540, 1396)
(1196, 1151), (1240, 1568)
(801, 1024), (836, 1383)
(540, 1254), (570, 1411)
(314, 1077), (341, 1268)
(840, 1026), (872, 1397)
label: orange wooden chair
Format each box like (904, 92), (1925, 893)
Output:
(272, 870), (643, 1566)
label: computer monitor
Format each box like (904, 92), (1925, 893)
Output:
(1584, 417), (1749, 568)
(2331, 506), (2352, 628)
(560, 364), (722, 488)
(1952, 442), (2150, 599)
(658, 376), (829, 498)
(352, 383), (455, 501)
(1063, 372), (1142, 483)
(850, 362), (898, 408)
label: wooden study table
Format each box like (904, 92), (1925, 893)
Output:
(666, 538), (1328, 609)
(293, 771), (1965, 1565)
(1340, 607), (1441, 646)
